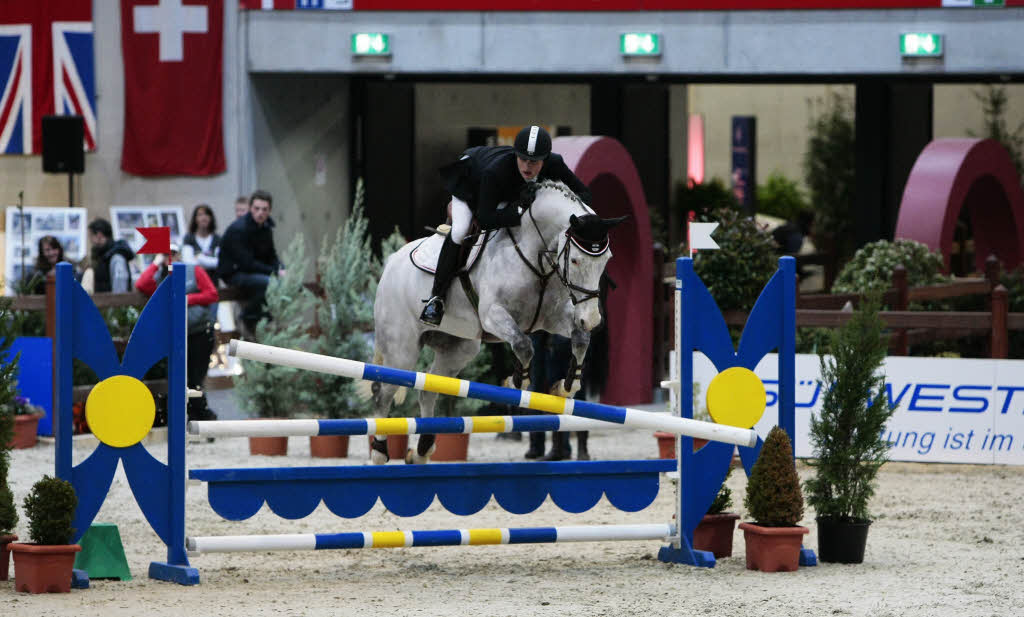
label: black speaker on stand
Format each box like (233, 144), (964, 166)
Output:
(42, 115), (85, 207)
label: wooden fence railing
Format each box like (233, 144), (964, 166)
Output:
(651, 253), (1023, 387)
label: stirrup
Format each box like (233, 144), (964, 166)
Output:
(419, 296), (445, 326)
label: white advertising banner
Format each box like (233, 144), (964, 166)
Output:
(693, 353), (1024, 465)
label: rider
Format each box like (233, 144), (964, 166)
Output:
(419, 125), (593, 327)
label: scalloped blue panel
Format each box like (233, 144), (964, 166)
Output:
(191, 460), (676, 521)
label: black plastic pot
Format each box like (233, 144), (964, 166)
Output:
(816, 517), (871, 563)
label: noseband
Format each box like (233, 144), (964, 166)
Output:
(541, 231), (608, 306)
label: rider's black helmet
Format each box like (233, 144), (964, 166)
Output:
(513, 125), (552, 161)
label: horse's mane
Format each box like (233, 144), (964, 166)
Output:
(520, 180), (591, 214)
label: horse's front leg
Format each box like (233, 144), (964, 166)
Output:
(551, 327), (589, 398)
(482, 304), (533, 390)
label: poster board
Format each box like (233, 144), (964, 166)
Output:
(110, 205), (186, 271)
(4, 207), (88, 295)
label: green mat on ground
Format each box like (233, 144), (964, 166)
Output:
(73, 523), (132, 581)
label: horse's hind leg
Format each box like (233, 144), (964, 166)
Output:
(369, 331), (421, 464)
(406, 333), (481, 464)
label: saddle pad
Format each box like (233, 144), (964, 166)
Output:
(410, 230), (488, 275)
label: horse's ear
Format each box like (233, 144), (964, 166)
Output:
(569, 214), (581, 228)
(602, 215), (629, 229)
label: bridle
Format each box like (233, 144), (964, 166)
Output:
(506, 198), (608, 332)
(541, 231), (607, 306)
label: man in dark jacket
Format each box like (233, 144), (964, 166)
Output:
(420, 125), (592, 326)
(88, 218), (135, 293)
(217, 189), (284, 334)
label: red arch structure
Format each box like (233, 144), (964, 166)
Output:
(555, 136), (653, 406)
(895, 138), (1024, 273)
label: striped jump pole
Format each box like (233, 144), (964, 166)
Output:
(187, 523), (674, 554)
(229, 340), (757, 448)
(189, 414), (615, 438)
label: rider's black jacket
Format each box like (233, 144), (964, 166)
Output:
(439, 146), (593, 231)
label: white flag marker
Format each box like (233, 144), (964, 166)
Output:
(689, 222), (720, 254)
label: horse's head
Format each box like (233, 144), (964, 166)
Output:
(554, 213), (628, 332)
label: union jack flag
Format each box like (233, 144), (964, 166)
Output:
(0, 3), (95, 155)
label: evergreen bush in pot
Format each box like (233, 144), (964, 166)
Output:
(804, 294), (896, 563)
(9, 475), (82, 593)
(738, 426), (809, 572)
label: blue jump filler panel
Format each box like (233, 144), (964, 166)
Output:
(657, 256), (815, 568)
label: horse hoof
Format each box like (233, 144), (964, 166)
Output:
(405, 447), (433, 465)
(550, 380), (579, 399)
(370, 450), (389, 465)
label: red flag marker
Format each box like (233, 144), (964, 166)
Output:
(136, 227), (171, 255)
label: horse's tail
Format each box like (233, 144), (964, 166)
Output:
(353, 350), (407, 406)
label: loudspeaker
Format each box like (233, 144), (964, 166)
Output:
(42, 115), (85, 174)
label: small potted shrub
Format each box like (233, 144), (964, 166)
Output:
(9, 396), (46, 449)
(738, 426), (808, 572)
(9, 475), (81, 593)
(804, 294), (896, 563)
(692, 464), (740, 558)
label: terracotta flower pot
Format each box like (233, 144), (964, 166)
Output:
(693, 513), (740, 558)
(9, 543), (82, 593)
(654, 432), (707, 458)
(1, 533), (17, 581)
(367, 434), (409, 460)
(738, 522), (809, 572)
(431, 433), (470, 461)
(10, 413), (43, 449)
(309, 434), (350, 458)
(249, 436), (289, 456)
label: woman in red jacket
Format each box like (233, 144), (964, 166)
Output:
(136, 244), (219, 422)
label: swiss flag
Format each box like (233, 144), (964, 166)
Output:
(120, 0), (225, 176)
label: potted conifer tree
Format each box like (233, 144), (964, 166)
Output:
(233, 235), (318, 456)
(307, 196), (377, 459)
(9, 475), (81, 593)
(738, 426), (808, 572)
(0, 399), (17, 581)
(804, 295), (895, 563)
(1, 306), (21, 580)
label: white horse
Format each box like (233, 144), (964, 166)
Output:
(369, 180), (625, 463)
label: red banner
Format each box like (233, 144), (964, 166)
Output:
(121, 0), (225, 176)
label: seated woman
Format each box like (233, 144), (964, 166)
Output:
(26, 235), (67, 294)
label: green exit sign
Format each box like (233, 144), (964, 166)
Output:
(352, 33), (390, 56)
(620, 33), (661, 56)
(900, 33), (943, 57)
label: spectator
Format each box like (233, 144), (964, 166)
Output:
(217, 190), (285, 335)
(181, 203), (221, 285)
(27, 235), (67, 294)
(88, 218), (135, 293)
(234, 195), (249, 219)
(136, 244), (219, 422)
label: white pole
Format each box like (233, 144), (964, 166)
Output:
(229, 340), (757, 448)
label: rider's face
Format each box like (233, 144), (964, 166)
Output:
(517, 156), (544, 181)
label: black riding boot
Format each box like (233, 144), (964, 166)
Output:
(576, 431), (590, 461)
(420, 236), (462, 327)
(525, 432), (546, 459)
(540, 432), (571, 461)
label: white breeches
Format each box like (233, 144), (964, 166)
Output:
(450, 196), (473, 244)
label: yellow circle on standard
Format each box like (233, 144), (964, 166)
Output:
(706, 367), (767, 429)
(85, 375), (156, 448)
